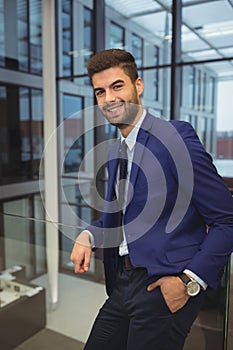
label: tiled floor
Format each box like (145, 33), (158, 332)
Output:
(32, 273), (107, 344)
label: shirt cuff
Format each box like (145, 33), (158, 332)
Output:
(184, 269), (208, 290)
(81, 230), (95, 248)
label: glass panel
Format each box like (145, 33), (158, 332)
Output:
(182, 0), (233, 61)
(62, 0), (72, 76)
(29, 0), (42, 74)
(0, 85), (27, 184)
(106, 0), (172, 66)
(215, 77), (233, 177)
(106, 0), (161, 18)
(19, 87), (31, 180)
(181, 61), (233, 178)
(143, 67), (171, 120)
(1, 0), (43, 74)
(0, 84), (43, 184)
(84, 7), (93, 84)
(63, 94), (83, 173)
(17, 0), (29, 71)
(153, 46), (159, 101)
(184, 268), (229, 349)
(131, 33), (143, 69)
(182, 65), (195, 109)
(110, 22), (125, 49)
(227, 254), (233, 349)
(33, 194), (46, 275)
(0, 85), (7, 181)
(0, 0), (5, 67)
(60, 185), (93, 272)
(31, 88), (43, 178)
(3, 199), (33, 279)
(1, 195), (46, 280)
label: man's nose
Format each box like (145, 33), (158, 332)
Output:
(104, 89), (116, 103)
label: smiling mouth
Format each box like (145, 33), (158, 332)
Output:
(103, 102), (125, 113)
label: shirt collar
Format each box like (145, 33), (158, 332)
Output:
(120, 109), (146, 151)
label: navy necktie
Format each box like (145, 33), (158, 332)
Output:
(115, 140), (128, 246)
(118, 140), (128, 209)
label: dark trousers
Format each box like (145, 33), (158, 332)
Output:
(84, 264), (204, 350)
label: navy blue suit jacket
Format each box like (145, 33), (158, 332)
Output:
(88, 113), (233, 295)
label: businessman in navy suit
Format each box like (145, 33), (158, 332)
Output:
(70, 49), (233, 350)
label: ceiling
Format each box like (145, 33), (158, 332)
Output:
(105, 0), (233, 78)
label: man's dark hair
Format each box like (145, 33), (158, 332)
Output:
(87, 49), (138, 83)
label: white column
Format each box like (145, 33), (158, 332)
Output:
(42, 0), (59, 308)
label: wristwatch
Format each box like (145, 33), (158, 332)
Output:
(178, 273), (201, 296)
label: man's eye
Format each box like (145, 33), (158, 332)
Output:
(114, 85), (122, 90)
(95, 90), (104, 96)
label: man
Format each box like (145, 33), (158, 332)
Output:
(70, 49), (233, 350)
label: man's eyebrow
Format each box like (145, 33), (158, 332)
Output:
(110, 79), (125, 86)
(94, 79), (125, 93)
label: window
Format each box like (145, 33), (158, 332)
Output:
(2, 195), (46, 279)
(202, 72), (207, 112)
(62, 0), (73, 77)
(0, 0), (5, 67)
(202, 116), (208, 148)
(84, 7), (93, 84)
(153, 46), (159, 101)
(189, 67), (195, 109)
(31, 88), (44, 177)
(0, 84), (43, 185)
(29, 0), (42, 74)
(132, 33), (143, 69)
(0, 0), (42, 74)
(197, 69), (202, 111)
(63, 94), (84, 173)
(110, 22), (125, 49)
(17, 0), (29, 71)
(208, 76), (215, 114)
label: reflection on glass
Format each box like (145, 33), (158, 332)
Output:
(181, 62), (233, 178)
(0, 0), (42, 73)
(0, 84), (43, 184)
(63, 94), (83, 173)
(84, 7), (93, 84)
(17, 0), (29, 71)
(60, 185), (92, 272)
(182, 1), (233, 61)
(153, 46), (159, 101)
(106, 1), (172, 66)
(132, 33), (143, 69)
(20, 87), (31, 178)
(184, 269), (229, 350)
(215, 80), (233, 178)
(0, 0), (5, 67)
(31, 89), (44, 178)
(62, 0), (72, 77)
(110, 22), (125, 49)
(3, 197), (46, 280)
(34, 194), (46, 275)
(29, 0), (42, 74)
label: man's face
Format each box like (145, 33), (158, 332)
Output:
(92, 66), (144, 128)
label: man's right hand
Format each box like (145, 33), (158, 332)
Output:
(70, 231), (92, 273)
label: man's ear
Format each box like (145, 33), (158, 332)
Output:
(135, 77), (144, 96)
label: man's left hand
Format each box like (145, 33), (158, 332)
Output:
(147, 276), (190, 313)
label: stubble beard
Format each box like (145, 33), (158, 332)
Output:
(100, 94), (141, 129)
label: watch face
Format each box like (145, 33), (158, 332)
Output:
(186, 281), (201, 296)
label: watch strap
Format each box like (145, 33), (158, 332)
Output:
(178, 272), (192, 285)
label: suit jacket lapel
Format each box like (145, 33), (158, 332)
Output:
(127, 113), (153, 205)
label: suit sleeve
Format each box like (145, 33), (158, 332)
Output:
(175, 121), (233, 289)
